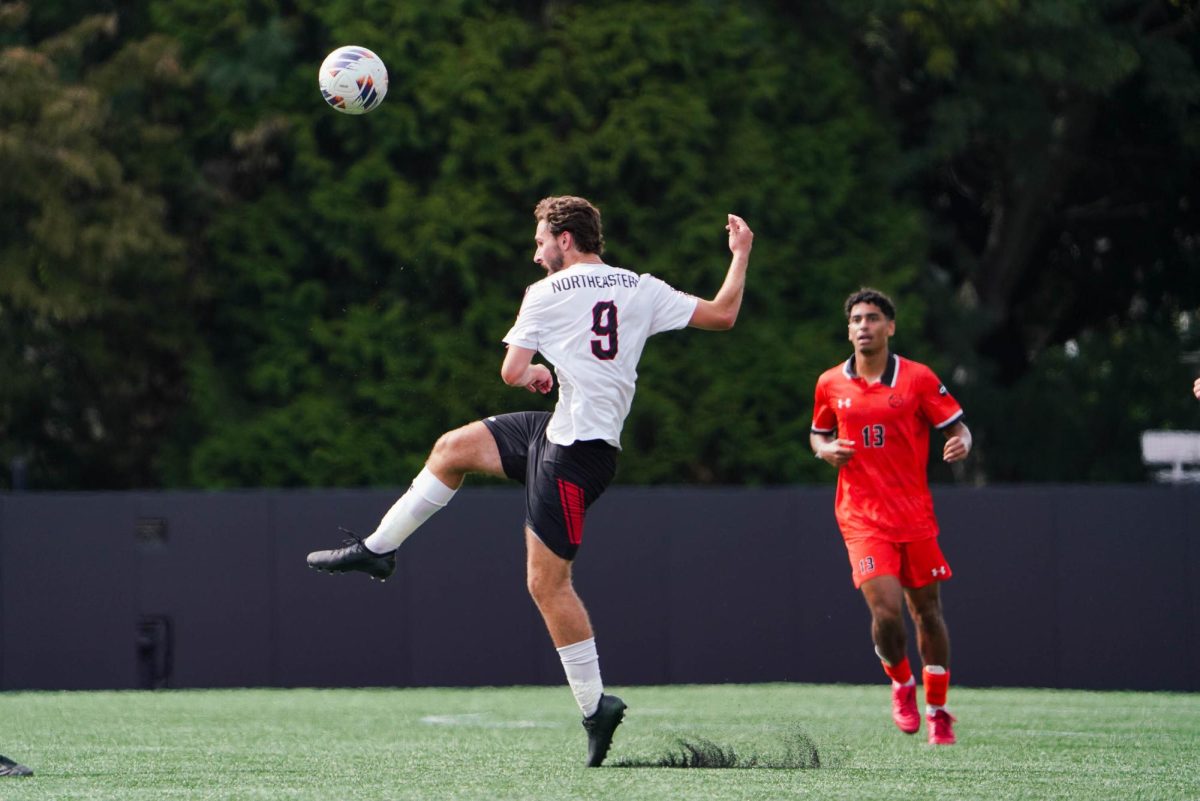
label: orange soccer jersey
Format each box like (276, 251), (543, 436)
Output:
(811, 354), (963, 542)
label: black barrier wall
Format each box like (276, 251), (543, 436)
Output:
(0, 486), (1196, 691)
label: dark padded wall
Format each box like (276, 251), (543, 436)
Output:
(134, 493), (276, 687)
(1, 494), (138, 689)
(934, 487), (1063, 688)
(1052, 486), (1196, 690)
(1, 486), (1196, 691)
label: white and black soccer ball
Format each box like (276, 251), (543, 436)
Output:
(318, 46), (388, 115)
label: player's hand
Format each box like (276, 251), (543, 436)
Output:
(726, 214), (753, 256)
(1194, 377), (1200, 400)
(818, 439), (856, 467)
(943, 436), (970, 463)
(525, 364), (554, 394)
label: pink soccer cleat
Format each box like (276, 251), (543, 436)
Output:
(927, 709), (957, 745)
(891, 682), (920, 734)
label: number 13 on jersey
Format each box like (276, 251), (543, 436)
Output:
(861, 424), (885, 448)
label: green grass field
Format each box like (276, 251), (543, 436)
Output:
(1, 683), (1196, 800)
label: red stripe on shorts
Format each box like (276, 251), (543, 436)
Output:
(556, 479), (586, 546)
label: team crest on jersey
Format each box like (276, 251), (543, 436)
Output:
(888, 394), (903, 408)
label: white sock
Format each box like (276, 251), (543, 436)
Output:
(362, 467), (457, 553)
(557, 637), (603, 717)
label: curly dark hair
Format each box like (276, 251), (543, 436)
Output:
(844, 287), (896, 320)
(534, 196), (605, 256)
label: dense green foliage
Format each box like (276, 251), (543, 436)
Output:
(1, 0), (1197, 488)
(0, 4), (198, 487)
(832, 0), (1200, 481)
(2, 684), (1198, 800)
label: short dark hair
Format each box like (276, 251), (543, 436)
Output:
(534, 196), (605, 256)
(844, 287), (896, 320)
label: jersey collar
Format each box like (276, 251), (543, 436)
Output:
(842, 353), (899, 387)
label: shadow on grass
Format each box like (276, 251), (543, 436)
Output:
(613, 728), (824, 770)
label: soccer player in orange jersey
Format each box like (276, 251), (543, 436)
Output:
(810, 288), (971, 746)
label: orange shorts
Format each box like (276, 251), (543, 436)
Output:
(844, 536), (952, 589)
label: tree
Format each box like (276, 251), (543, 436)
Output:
(15, 1), (1191, 488)
(0, 3), (199, 488)
(151, 0), (927, 487)
(828, 0), (1200, 480)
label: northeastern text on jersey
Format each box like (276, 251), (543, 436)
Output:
(551, 272), (640, 293)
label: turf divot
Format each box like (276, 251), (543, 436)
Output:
(615, 728), (822, 769)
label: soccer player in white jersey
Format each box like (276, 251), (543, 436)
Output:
(307, 196), (754, 767)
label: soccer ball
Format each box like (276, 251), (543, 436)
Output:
(318, 46), (388, 115)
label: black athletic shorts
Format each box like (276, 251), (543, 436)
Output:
(482, 411), (618, 561)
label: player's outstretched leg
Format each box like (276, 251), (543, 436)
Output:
(306, 422), (499, 582)
(306, 528), (396, 581)
(0, 755), (32, 777)
(582, 694), (627, 767)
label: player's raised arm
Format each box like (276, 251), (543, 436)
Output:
(689, 214), (753, 331)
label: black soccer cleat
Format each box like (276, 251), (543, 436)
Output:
(306, 528), (396, 581)
(582, 694), (627, 767)
(0, 755), (32, 777)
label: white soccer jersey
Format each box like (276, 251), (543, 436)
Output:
(503, 262), (699, 448)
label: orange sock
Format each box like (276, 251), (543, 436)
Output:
(881, 656), (913, 685)
(923, 666), (950, 707)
